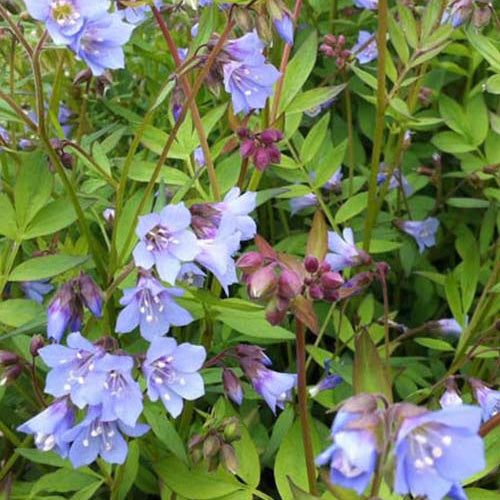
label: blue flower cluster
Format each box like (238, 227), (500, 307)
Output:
(24, 0), (136, 75)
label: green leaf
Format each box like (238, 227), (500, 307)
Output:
(143, 402), (188, 463)
(127, 161), (191, 185)
(444, 273), (464, 326)
(414, 338), (454, 351)
(0, 299), (44, 328)
(287, 85), (345, 115)
(30, 469), (98, 497)
(287, 477), (319, 499)
(446, 198), (490, 209)
(70, 482), (103, 500)
(432, 131), (476, 154)
(421, 0), (445, 39)
(139, 125), (187, 159)
(313, 140), (347, 188)
(114, 440), (140, 500)
(439, 95), (469, 137)
(466, 27), (500, 71)
(388, 13), (409, 64)
(485, 74), (500, 94)
(464, 489), (500, 500)
(351, 66), (378, 90)
(0, 193), (18, 239)
(23, 199), (77, 239)
(368, 240), (402, 253)
(353, 329), (392, 402)
(466, 95), (489, 146)
(154, 455), (243, 499)
(16, 448), (71, 468)
(301, 113), (330, 164)
(397, 2), (418, 48)
(15, 152), (53, 229)
(278, 32), (318, 113)
(9, 254), (89, 282)
(455, 226), (480, 314)
(334, 192), (368, 224)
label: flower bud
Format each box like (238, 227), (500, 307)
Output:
(439, 380), (463, 408)
(240, 138), (256, 158)
(318, 261), (331, 273)
(73, 68), (92, 86)
(236, 252), (263, 273)
(267, 145), (281, 164)
(278, 269), (302, 299)
(260, 129), (283, 144)
(30, 335), (45, 357)
(60, 152), (74, 170)
(324, 34), (336, 45)
(235, 345), (271, 365)
(220, 443), (239, 474)
(203, 434), (221, 460)
(0, 364), (22, 386)
(222, 369), (243, 405)
(18, 138), (35, 151)
(253, 148), (271, 171)
(78, 273), (103, 318)
(223, 418), (241, 442)
(247, 266), (278, 300)
(0, 350), (19, 366)
(320, 271), (344, 290)
(304, 255), (319, 273)
(103, 208), (115, 224)
(308, 283), (323, 300)
(309, 373), (343, 397)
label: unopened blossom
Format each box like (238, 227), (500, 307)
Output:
(70, 12), (135, 76)
(17, 398), (75, 458)
(325, 228), (371, 271)
(430, 318), (463, 337)
(62, 405), (149, 467)
(39, 332), (107, 408)
(116, 274), (192, 341)
(273, 13), (294, 44)
(352, 31), (378, 64)
(24, 0), (110, 45)
(442, 0), (473, 27)
(309, 373), (343, 397)
(142, 337), (206, 418)
(239, 128), (282, 172)
(398, 217), (439, 253)
(316, 395), (380, 494)
(439, 383), (463, 408)
(133, 203), (198, 285)
(394, 404), (485, 500)
(21, 279), (53, 303)
(354, 0), (378, 9)
(222, 368), (243, 405)
(469, 378), (500, 422)
(97, 354), (143, 427)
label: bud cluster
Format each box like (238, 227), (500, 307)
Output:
(0, 350), (23, 387)
(303, 255), (344, 302)
(189, 416), (241, 474)
(238, 128), (283, 172)
(320, 34), (351, 68)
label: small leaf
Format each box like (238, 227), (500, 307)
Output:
(0, 299), (44, 328)
(287, 85), (345, 114)
(0, 193), (18, 239)
(287, 477), (319, 499)
(301, 112), (330, 164)
(9, 254), (89, 282)
(414, 338), (454, 351)
(335, 192), (368, 224)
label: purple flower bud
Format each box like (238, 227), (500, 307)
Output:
(103, 208), (115, 224)
(236, 252), (264, 273)
(30, 335), (45, 357)
(265, 299), (289, 325)
(260, 129), (283, 144)
(470, 378), (500, 422)
(267, 145), (281, 164)
(278, 269), (302, 299)
(222, 369), (243, 405)
(78, 273), (103, 318)
(309, 374), (343, 397)
(253, 148), (271, 171)
(0, 364), (22, 386)
(320, 271), (344, 290)
(18, 138), (35, 151)
(247, 266), (278, 300)
(237, 127), (250, 139)
(309, 283), (323, 300)
(0, 350), (19, 365)
(430, 318), (463, 337)
(235, 344), (272, 366)
(273, 13), (294, 44)
(304, 255), (319, 274)
(47, 282), (76, 343)
(439, 386), (463, 408)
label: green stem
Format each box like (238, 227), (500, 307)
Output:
(343, 75), (355, 197)
(0, 5), (33, 57)
(0, 419), (21, 447)
(362, 0), (388, 251)
(296, 319), (318, 495)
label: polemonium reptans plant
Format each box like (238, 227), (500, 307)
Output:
(3, 0), (498, 497)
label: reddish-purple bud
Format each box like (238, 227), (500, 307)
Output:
(278, 269), (303, 299)
(237, 127), (250, 139)
(236, 252), (264, 273)
(337, 35), (346, 45)
(222, 369), (243, 405)
(30, 335), (45, 357)
(304, 256), (319, 274)
(253, 148), (271, 171)
(0, 364), (22, 386)
(324, 34), (336, 45)
(267, 145), (281, 164)
(320, 44), (335, 57)
(247, 266), (278, 300)
(235, 344), (272, 365)
(320, 271), (344, 290)
(0, 350), (19, 366)
(78, 273), (103, 318)
(309, 283), (323, 300)
(265, 302), (288, 325)
(240, 139), (256, 158)
(318, 261), (331, 273)
(260, 129), (283, 144)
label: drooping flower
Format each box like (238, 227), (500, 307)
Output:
(309, 373), (343, 397)
(116, 0), (162, 24)
(23, 0), (110, 45)
(62, 405), (149, 467)
(439, 383), (463, 408)
(394, 404), (485, 500)
(430, 318), (463, 337)
(398, 217), (439, 253)
(97, 354), (143, 427)
(353, 0), (378, 9)
(222, 368), (244, 405)
(21, 279), (53, 303)
(39, 332), (107, 408)
(316, 394), (380, 494)
(17, 398), (75, 458)
(116, 274), (193, 341)
(133, 203), (199, 285)
(377, 164), (413, 196)
(469, 378), (500, 422)
(352, 31), (378, 64)
(240, 356), (296, 414)
(442, 0), (474, 27)
(273, 13), (294, 44)
(290, 193), (318, 215)
(70, 12), (135, 76)
(325, 228), (371, 271)
(142, 337), (206, 418)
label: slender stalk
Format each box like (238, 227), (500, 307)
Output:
(151, 6), (221, 200)
(0, 4), (33, 57)
(296, 319), (318, 495)
(343, 75), (355, 196)
(362, 0), (388, 251)
(0, 419), (21, 447)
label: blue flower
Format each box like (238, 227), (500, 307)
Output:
(353, 0), (378, 9)
(353, 31), (378, 64)
(46, 282), (81, 343)
(98, 354), (143, 427)
(325, 228), (371, 271)
(214, 188), (257, 241)
(377, 164), (413, 196)
(133, 203), (199, 285)
(62, 405), (149, 467)
(39, 332), (107, 408)
(399, 217), (439, 253)
(70, 12), (135, 76)
(470, 378), (500, 422)
(17, 398), (75, 458)
(178, 262), (206, 288)
(116, 274), (193, 341)
(24, 0), (110, 45)
(273, 13), (294, 44)
(223, 31), (265, 61)
(117, 0), (162, 24)
(316, 395), (379, 494)
(394, 405), (485, 500)
(432, 318), (463, 337)
(142, 337), (206, 418)
(442, 0), (473, 28)
(309, 374), (343, 397)
(21, 279), (53, 303)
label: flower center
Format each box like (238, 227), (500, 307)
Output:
(139, 288), (164, 323)
(50, 1), (80, 26)
(145, 226), (178, 252)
